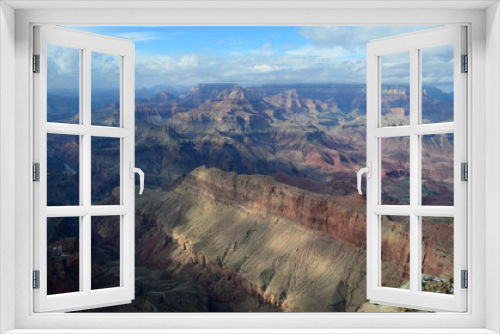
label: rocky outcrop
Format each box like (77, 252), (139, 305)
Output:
(72, 167), (453, 313)
(133, 180), (369, 312)
(47, 237), (79, 295)
(181, 166), (367, 249)
(179, 167), (453, 293)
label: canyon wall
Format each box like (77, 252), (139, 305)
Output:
(180, 166), (367, 249)
(133, 170), (370, 312)
(178, 167), (453, 287)
(84, 167), (453, 312)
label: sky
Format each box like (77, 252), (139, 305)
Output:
(48, 26), (454, 92)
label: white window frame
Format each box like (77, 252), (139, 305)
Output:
(365, 26), (467, 312)
(33, 25), (136, 313)
(1, 1), (499, 333)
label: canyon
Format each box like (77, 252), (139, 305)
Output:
(45, 83), (454, 312)
(83, 166), (452, 312)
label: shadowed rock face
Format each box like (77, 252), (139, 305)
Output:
(69, 166), (453, 313)
(125, 167), (450, 312)
(47, 237), (80, 295)
(132, 180), (369, 312)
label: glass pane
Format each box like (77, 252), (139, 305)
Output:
(47, 44), (80, 124)
(47, 217), (80, 295)
(381, 137), (410, 205)
(421, 217), (454, 294)
(421, 45), (454, 124)
(381, 215), (410, 289)
(47, 134), (79, 206)
(421, 134), (454, 206)
(91, 137), (120, 205)
(381, 52), (410, 127)
(91, 216), (120, 290)
(91, 52), (120, 127)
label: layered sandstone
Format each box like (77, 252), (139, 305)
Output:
(180, 166), (367, 249)
(77, 167), (453, 312)
(178, 167), (453, 292)
(133, 174), (370, 312)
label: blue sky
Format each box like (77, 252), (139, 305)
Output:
(52, 26), (453, 92)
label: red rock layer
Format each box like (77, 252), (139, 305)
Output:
(181, 166), (367, 249)
(181, 167), (454, 281)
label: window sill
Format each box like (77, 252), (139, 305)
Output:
(4, 329), (498, 334)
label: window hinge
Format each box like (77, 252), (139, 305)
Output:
(461, 270), (468, 289)
(33, 163), (40, 182)
(461, 162), (468, 181)
(33, 270), (40, 289)
(461, 54), (468, 73)
(33, 54), (40, 73)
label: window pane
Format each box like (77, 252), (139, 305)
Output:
(381, 52), (410, 127)
(91, 216), (121, 290)
(91, 52), (120, 127)
(421, 45), (454, 124)
(381, 215), (410, 289)
(421, 133), (454, 206)
(91, 137), (120, 205)
(47, 134), (79, 206)
(421, 217), (454, 295)
(47, 217), (80, 295)
(381, 137), (410, 205)
(47, 44), (80, 124)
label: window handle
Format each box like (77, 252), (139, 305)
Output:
(357, 162), (371, 195)
(129, 162), (145, 195)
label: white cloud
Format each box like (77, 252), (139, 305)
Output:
(421, 44), (454, 92)
(91, 52), (120, 89)
(299, 26), (437, 48)
(252, 64), (283, 73)
(130, 27), (449, 89)
(177, 55), (198, 68)
(47, 45), (122, 89)
(249, 43), (277, 56)
(47, 45), (80, 89)
(225, 38), (250, 46)
(285, 45), (356, 58)
(262, 43), (272, 50)
(51, 26), (453, 93)
(134, 51), (369, 88)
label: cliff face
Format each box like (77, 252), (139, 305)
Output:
(181, 166), (367, 249)
(68, 167), (452, 312)
(133, 169), (370, 312)
(178, 167), (453, 291)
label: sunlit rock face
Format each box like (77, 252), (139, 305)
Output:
(126, 167), (450, 312)
(181, 166), (367, 249)
(133, 170), (369, 312)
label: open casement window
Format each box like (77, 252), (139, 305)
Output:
(365, 26), (467, 312)
(33, 26), (139, 312)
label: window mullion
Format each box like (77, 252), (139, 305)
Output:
(82, 47), (91, 209)
(82, 47), (92, 294)
(78, 48), (84, 292)
(409, 46), (420, 295)
(373, 123), (454, 138)
(413, 123), (454, 135)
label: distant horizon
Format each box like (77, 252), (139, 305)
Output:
(47, 81), (452, 94)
